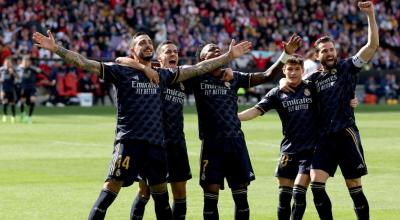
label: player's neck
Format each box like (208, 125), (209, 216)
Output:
(132, 55), (152, 67)
(138, 59), (152, 67)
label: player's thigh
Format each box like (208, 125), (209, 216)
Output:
(275, 153), (298, 181)
(226, 137), (255, 188)
(166, 141), (192, 182)
(339, 126), (367, 179)
(143, 143), (168, 186)
(311, 134), (339, 177)
(199, 138), (225, 187)
(170, 181), (187, 199)
(106, 140), (143, 187)
(277, 177), (295, 187)
(294, 174), (310, 187)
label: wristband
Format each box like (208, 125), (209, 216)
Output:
(278, 51), (291, 63)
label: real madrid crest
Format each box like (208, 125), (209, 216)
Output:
(224, 81), (231, 88)
(304, 88), (310, 96)
(330, 68), (337, 74)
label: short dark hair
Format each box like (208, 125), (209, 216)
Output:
(130, 32), (149, 48)
(155, 40), (176, 57)
(285, 54), (304, 67)
(314, 36), (335, 53)
(196, 43), (207, 62)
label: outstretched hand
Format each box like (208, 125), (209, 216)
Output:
(228, 39), (252, 59)
(282, 34), (302, 55)
(32, 30), (58, 52)
(358, 1), (374, 15)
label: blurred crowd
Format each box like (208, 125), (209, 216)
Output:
(0, 0), (399, 105)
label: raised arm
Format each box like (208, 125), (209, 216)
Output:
(355, 1), (379, 62)
(176, 39), (252, 82)
(238, 107), (262, 121)
(33, 30), (101, 76)
(249, 34), (302, 87)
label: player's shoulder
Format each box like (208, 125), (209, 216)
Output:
(157, 67), (177, 75)
(103, 62), (142, 73)
(268, 86), (280, 95)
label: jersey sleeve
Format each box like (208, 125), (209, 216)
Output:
(234, 71), (252, 89)
(158, 67), (179, 86)
(100, 62), (120, 85)
(254, 87), (279, 115)
(343, 57), (363, 75)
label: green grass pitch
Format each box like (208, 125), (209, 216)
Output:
(1, 105), (399, 219)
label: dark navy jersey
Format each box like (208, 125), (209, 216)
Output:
(162, 82), (186, 144)
(101, 63), (178, 145)
(187, 71), (252, 139)
(17, 66), (39, 89)
(307, 58), (361, 134)
(0, 67), (15, 92)
(255, 83), (318, 154)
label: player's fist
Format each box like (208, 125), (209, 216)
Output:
(358, 1), (374, 14)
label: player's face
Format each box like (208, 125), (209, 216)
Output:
(283, 63), (303, 85)
(158, 44), (179, 68)
(317, 42), (337, 70)
(200, 44), (221, 61)
(132, 35), (154, 61)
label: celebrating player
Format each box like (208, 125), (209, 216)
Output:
(239, 54), (315, 220)
(280, 2), (378, 219)
(189, 35), (301, 220)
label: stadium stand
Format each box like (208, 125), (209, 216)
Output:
(0, 0), (399, 104)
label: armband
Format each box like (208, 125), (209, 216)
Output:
(352, 55), (367, 68)
(278, 51), (291, 63)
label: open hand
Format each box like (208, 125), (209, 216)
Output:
(279, 78), (295, 93)
(282, 34), (302, 55)
(32, 30), (58, 52)
(228, 39), (252, 59)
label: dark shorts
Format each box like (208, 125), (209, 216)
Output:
(312, 125), (368, 179)
(2, 91), (16, 102)
(275, 150), (313, 179)
(199, 136), (255, 190)
(106, 139), (168, 187)
(166, 140), (192, 182)
(21, 88), (37, 99)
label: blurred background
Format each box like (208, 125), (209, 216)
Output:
(0, 0), (399, 107)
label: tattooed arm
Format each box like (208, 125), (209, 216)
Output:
(175, 39), (252, 83)
(33, 30), (101, 76)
